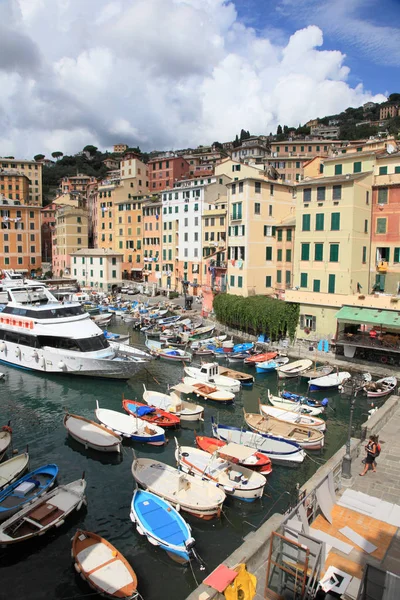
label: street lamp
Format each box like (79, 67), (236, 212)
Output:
(342, 382), (357, 479)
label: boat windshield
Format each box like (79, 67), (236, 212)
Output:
(1, 305), (85, 319)
(0, 330), (110, 352)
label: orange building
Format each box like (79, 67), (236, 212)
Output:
(142, 198), (161, 284)
(148, 156), (190, 191)
(0, 197), (41, 274)
(60, 174), (96, 195)
(41, 203), (56, 262)
(0, 170), (30, 203)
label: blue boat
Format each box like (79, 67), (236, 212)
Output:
(0, 464), (58, 521)
(281, 390), (328, 408)
(255, 357), (289, 373)
(232, 343), (253, 353)
(130, 489), (196, 564)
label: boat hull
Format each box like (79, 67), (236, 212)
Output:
(245, 415), (324, 451)
(64, 414), (122, 453)
(122, 399), (180, 428)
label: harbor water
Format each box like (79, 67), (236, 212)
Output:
(0, 326), (378, 600)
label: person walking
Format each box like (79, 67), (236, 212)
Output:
(360, 434), (378, 476)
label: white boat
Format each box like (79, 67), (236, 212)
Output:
(190, 335), (227, 350)
(0, 477), (87, 546)
(277, 359), (313, 379)
(90, 312), (113, 326)
(131, 457), (225, 520)
(145, 339), (192, 362)
(64, 413), (122, 453)
(0, 424), (12, 461)
(95, 402), (166, 445)
(309, 371), (351, 391)
(175, 442), (266, 501)
(184, 363), (241, 393)
(189, 325), (215, 340)
(364, 376), (397, 398)
(244, 412), (325, 450)
(0, 452), (29, 491)
(0, 284), (153, 379)
(259, 403), (326, 432)
(267, 390), (325, 416)
(143, 385), (204, 422)
(182, 377), (235, 404)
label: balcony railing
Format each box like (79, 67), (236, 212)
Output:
(230, 214), (242, 221)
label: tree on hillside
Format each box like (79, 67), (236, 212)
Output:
(388, 93), (400, 103)
(4, 156), (14, 159)
(212, 141), (223, 150)
(232, 134), (240, 148)
(387, 116), (400, 135)
(51, 151), (63, 160)
(34, 154), (45, 161)
(240, 129), (251, 141)
(276, 125), (282, 135)
(83, 145), (98, 156)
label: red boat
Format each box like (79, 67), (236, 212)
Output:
(195, 435), (272, 475)
(244, 351), (278, 365)
(122, 397), (180, 428)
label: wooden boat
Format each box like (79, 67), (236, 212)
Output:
(189, 325), (215, 340)
(193, 347), (215, 357)
(244, 351), (278, 365)
(64, 413), (122, 453)
(0, 423), (12, 461)
(182, 378), (235, 404)
(0, 477), (86, 546)
(72, 529), (137, 599)
(0, 452), (29, 492)
(95, 402), (166, 446)
(277, 359), (313, 379)
(300, 364), (334, 380)
(122, 397), (181, 428)
(308, 371), (350, 391)
(191, 335), (227, 350)
(259, 403), (326, 432)
(244, 412), (324, 450)
(184, 363), (241, 393)
(144, 385), (204, 422)
(211, 419), (305, 465)
(196, 435), (272, 474)
(146, 339), (192, 362)
(0, 464), (58, 521)
(225, 352), (249, 363)
(131, 457), (225, 520)
(131, 489), (196, 564)
(268, 390), (326, 415)
(364, 376), (397, 398)
(218, 366), (254, 386)
(255, 357), (289, 373)
(175, 443), (266, 501)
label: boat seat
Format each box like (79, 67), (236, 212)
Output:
(90, 560), (133, 594)
(77, 543), (115, 573)
(29, 503), (58, 523)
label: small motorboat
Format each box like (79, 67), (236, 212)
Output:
(211, 419), (306, 465)
(269, 390), (327, 414)
(175, 442), (266, 501)
(244, 412), (324, 450)
(244, 351), (278, 365)
(308, 371), (351, 391)
(0, 452), (29, 492)
(191, 335), (227, 350)
(225, 352), (249, 363)
(0, 477), (86, 546)
(255, 357), (289, 373)
(64, 413), (122, 453)
(146, 339), (192, 362)
(193, 347), (215, 357)
(131, 489), (198, 565)
(182, 378), (235, 404)
(218, 366), (254, 386)
(0, 464), (58, 521)
(184, 363), (240, 393)
(364, 376), (397, 398)
(103, 330), (130, 343)
(144, 384), (204, 422)
(0, 423), (12, 461)
(277, 359), (313, 379)
(259, 403), (326, 432)
(131, 458), (225, 520)
(189, 325), (215, 340)
(72, 529), (138, 598)
(95, 402), (166, 446)
(196, 435), (272, 474)
(300, 364), (334, 380)
(122, 398), (181, 428)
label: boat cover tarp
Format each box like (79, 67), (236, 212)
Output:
(219, 443), (255, 461)
(130, 405), (156, 416)
(336, 306), (400, 329)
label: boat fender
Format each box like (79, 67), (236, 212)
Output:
(58, 361), (66, 370)
(32, 350), (39, 360)
(55, 519), (64, 528)
(15, 347), (21, 358)
(175, 503), (180, 512)
(0, 342), (5, 352)
(321, 398), (329, 406)
(223, 486), (235, 493)
(77, 500), (83, 511)
(74, 563), (81, 574)
(136, 526), (145, 536)
(39, 356), (45, 368)
(148, 536), (159, 546)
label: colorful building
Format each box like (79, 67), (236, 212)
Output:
(201, 198), (228, 314)
(0, 170), (30, 203)
(113, 144), (128, 154)
(60, 174), (96, 196)
(142, 198), (162, 285)
(0, 197), (41, 275)
(0, 158), (42, 205)
(148, 156), (190, 192)
(70, 248), (123, 291)
(52, 204), (88, 277)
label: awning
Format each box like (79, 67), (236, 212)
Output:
(336, 306), (400, 329)
(15, 269), (28, 273)
(131, 268), (143, 272)
(171, 383), (193, 394)
(218, 442), (256, 461)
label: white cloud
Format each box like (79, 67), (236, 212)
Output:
(0, 0), (387, 158)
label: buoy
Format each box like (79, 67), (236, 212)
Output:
(15, 347), (21, 358)
(0, 342), (5, 352)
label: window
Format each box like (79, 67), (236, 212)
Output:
(303, 188), (311, 202)
(362, 246), (367, 264)
(315, 214), (324, 231)
(334, 164), (342, 175)
(277, 229), (283, 241)
(296, 162), (300, 169)
(232, 203), (242, 220)
(300, 273), (308, 288)
(314, 243), (323, 261)
(301, 243), (310, 261)
(302, 214), (310, 231)
(277, 249), (282, 261)
(194, 203), (199, 211)
(331, 212), (340, 231)
(313, 279), (320, 292)
(265, 276), (272, 287)
(364, 219), (368, 233)
(268, 204), (272, 217)
(395, 166), (400, 174)
(379, 166), (388, 175)
(329, 243), (339, 262)
(238, 182), (243, 193)
(353, 161), (362, 173)
(238, 276), (243, 288)
(286, 229), (292, 242)
(184, 233), (188, 242)
(285, 270), (291, 285)
(254, 203), (261, 215)
(277, 270), (282, 283)
(230, 275), (235, 287)
(376, 218), (387, 234)
(332, 185), (342, 200)
(265, 246), (273, 261)
(394, 248), (400, 263)
(286, 249), (292, 262)
(255, 182), (261, 193)
(317, 187), (325, 201)
(112, 270), (116, 278)
(328, 274), (335, 294)
(378, 188), (388, 204)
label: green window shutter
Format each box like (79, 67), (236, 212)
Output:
(230, 275), (235, 287)
(331, 212), (340, 231)
(271, 226), (276, 236)
(394, 248), (400, 263)
(266, 246), (272, 261)
(379, 166), (388, 175)
(184, 205), (188, 212)
(313, 279), (320, 292)
(238, 204), (242, 219)
(277, 229), (283, 241)
(362, 246), (367, 263)
(395, 166), (400, 174)
(314, 243), (323, 261)
(329, 243), (339, 262)
(353, 161), (362, 173)
(194, 203), (199, 211)
(100, 270), (103, 277)
(238, 276), (243, 288)
(119, 241), (123, 249)
(300, 273), (308, 288)
(315, 213), (324, 231)
(286, 249), (292, 262)
(302, 214), (310, 231)
(378, 188), (388, 204)
(162, 250), (166, 260)
(334, 164), (342, 175)
(301, 243), (310, 261)
(286, 229), (292, 241)
(285, 270), (291, 285)
(328, 274), (335, 294)
(168, 249), (172, 260)
(265, 276), (271, 287)
(277, 270), (282, 283)
(376, 218), (387, 234)
(277, 249), (282, 261)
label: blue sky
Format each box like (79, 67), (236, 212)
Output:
(235, 0), (400, 96)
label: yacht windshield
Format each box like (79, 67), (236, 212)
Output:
(2, 305), (85, 318)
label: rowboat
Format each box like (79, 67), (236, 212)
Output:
(225, 352), (249, 363)
(255, 357), (289, 373)
(193, 347), (215, 357)
(189, 325), (215, 340)
(244, 351), (278, 365)
(300, 364), (334, 380)
(0, 477), (86, 546)
(277, 359), (313, 379)
(218, 366), (254, 386)
(364, 376), (397, 398)
(211, 419), (306, 465)
(182, 378), (235, 404)
(191, 335), (227, 350)
(244, 412), (324, 450)
(64, 413), (122, 453)
(268, 390), (326, 415)
(259, 403), (326, 432)
(143, 385), (203, 422)
(122, 398), (181, 428)
(72, 529), (137, 599)
(0, 423), (12, 461)
(0, 452), (30, 492)
(131, 457), (225, 520)
(175, 443), (266, 501)
(95, 402), (166, 446)
(196, 435), (272, 474)
(0, 464), (58, 521)
(308, 371), (351, 391)
(131, 489), (197, 564)
(146, 339), (192, 362)
(184, 363), (240, 393)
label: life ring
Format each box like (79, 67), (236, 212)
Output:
(380, 356), (388, 364)
(2, 425), (12, 434)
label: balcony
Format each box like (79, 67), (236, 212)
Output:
(374, 173), (400, 187)
(377, 261), (388, 272)
(211, 261), (227, 269)
(230, 214), (242, 222)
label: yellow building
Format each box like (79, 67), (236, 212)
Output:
(113, 144), (128, 154)
(275, 215), (295, 296)
(120, 155), (149, 193)
(0, 158), (42, 205)
(52, 204), (88, 277)
(322, 151), (377, 177)
(215, 158), (266, 181)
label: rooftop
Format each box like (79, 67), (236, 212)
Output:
(297, 171), (372, 187)
(324, 150), (380, 161)
(70, 248), (124, 257)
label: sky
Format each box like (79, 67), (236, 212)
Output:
(0, 0), (398, 159)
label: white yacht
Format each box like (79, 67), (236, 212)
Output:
(0, 282), (153, 379)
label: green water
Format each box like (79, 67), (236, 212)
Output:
(0, 327), (378, 600)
